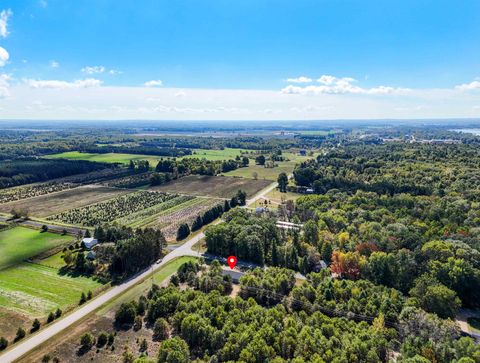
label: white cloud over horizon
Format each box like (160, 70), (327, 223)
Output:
(0, 46), (9, 67)
(455, 80), (480, 91)
(144, 80), (163, 87)
(282, 75), (411, 95)
(0, 80), (478, 121)
(0, 74), (479, 120)
(24, 78), (103, 89)
(286, 76), (312, 83)
(0, 9), (12, 38)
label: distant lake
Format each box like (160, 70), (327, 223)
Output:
(451, 128), (480, 135)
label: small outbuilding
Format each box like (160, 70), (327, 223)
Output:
(86, 251), (96, 260)
(82, 237), (98, 250)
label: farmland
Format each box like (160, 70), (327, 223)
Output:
(46, 151), (163, 167)
(222, 152), (313, 180)
(150, 174), (271, 198)
(114, 194), (195, 228)
(0, 182), (77, 204)
(145, 197), (220, 240)
(0, 227), (73, 270)
(0, 185), (132, 218)
(49, 190), (173, 226)
(179, 147), (252, 161)
(0, 262), (104, 341)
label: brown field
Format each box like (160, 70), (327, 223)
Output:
(150, 175), (272, 199)
(0, 185), (132, 218)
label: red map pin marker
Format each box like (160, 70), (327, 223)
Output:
(227, 256), (237, 269)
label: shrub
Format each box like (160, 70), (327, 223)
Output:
(0, 337), (8, 350)
(47, 312), (55, 323)
(15, 327), (26, 342)
(80, 333), (95, 350)
(153, 318), (169, 341)
(97, 332), (108, 348)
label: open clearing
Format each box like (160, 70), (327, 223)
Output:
(21, 257), (198, 363)
(150, 174), (271, 198)
(0, 227), (72, 270)
(179, 148), (252, 161)
(46, 151), (163, 167)
(0, 262), (104, 341)
(0, 185), (131, 218)
(222, 152), (313, 180)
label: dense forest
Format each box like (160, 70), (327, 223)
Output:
(108, 260), (479, 362)
(0, 158), (112, 189)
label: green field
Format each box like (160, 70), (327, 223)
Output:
(46, 151), (163, 166)
(47, 148), (251, 166)
(0, 262), (103, 316)
(223, 152), (313, 180)
(0, 227), (73, 270)
(179, 148), (252, 161)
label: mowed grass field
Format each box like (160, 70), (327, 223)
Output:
(223, 152), (314, 180)
(179, 148), (252, 161)
(0, 263), (103, 316)
(150, 175), (272, 198)
(47, 148), (251, 166)
(46, 151), (163, 166)
(0, 185), (132, 218)
(0, 227), (73, 270)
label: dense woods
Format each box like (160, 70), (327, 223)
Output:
(0, 158), (111, 189)
(110, 261), (480, 362)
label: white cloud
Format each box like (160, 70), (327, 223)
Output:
(282, 74), (409, 95)
(39, 0), (48, 8)
(25, 78), (103, 89)
(81, 65), (105, 74)
(0, 73), (11, 98)
(144, 79), (163, 87)
(49, 60), (59, 68)
(108, 69), (121, 75)
(455, 80), (480, 91)
(286, 76), (312, 83)
(0, 46), (9, 67)
(0, 9), (12, 38)
(175, 91), (186, 97)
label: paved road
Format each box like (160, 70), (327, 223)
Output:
(1, 181), (278, 363)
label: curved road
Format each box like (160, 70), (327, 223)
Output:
(0, 181), (278, 363)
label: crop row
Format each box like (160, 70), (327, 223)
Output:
(48, 191), (173, 227)
(146, 198), (220, 240)
(0, 182), (77, 204)
(114, 194), (195, 228)
(102, 172), (154, 189)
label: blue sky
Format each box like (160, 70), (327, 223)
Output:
(0, 0), (479, 120)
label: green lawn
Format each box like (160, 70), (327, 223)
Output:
(46, 151), (163, 166)
(0, 262), (103, 316)
(179, 148), (252, 161)
(223, 152), (314, 180)
(47, 148), (252, 166)
(0, 227), (73, 270)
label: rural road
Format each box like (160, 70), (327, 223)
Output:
(0, 180), (279, 363)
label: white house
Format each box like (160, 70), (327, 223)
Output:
(82, 237), (98, 249)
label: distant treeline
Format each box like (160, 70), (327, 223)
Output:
(0, 158), (111, 189)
